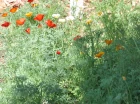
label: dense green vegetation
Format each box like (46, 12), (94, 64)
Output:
(0, 0), (140, 104)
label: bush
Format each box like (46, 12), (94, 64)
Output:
(0, 0), (140, 104)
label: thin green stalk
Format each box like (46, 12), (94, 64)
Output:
(132, 38), (140, 54)
(124, 81), (133, 104)
(88, 25), (94, 66)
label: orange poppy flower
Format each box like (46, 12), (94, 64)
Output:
(95, 52), (105, 58)
(46, 19), (56, 28)
(16, 18), (26, 26)
(25, 28), (30, 34)
(1, 13), (8, 17)
(105, 39), (113, 45)
(10, 7), (18, 13)
(1, 21), (10, 27)
(34, 14), (44, 21)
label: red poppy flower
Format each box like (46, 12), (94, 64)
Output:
(73, 35), (81, 41)
(46, 19), (56, 28)
(16, 18), (26, 26)
(34, 14), (44, 21)
(56, 50), (61, 55)
(1, 21), (10, 27)
(1, 13), (8, 17)
(27, 0), (34, 3)
(25, 28), (30, 34)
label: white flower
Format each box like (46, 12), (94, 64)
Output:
(70, 43), (73, 46)
(132, 1), (136, 7)
(0, 87), (2, 92)
(58, 19), (66, 23)
(43, 101), (48, 104)
(52, 14), (60, 18)
(66, 16), (75, 21)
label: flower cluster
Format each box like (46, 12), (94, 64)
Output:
(95, 39), (124, 58)
(1, 2), (57, 29)
(0, 1), (62, 55)
(1, 1), (124, 58)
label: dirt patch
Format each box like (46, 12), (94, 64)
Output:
(0, 0), (5, 64)
(0, 0), (7, 14)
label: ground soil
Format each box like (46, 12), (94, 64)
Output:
(0, 0), (5, 64)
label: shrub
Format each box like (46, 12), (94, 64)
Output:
(0, 0), (140, 104)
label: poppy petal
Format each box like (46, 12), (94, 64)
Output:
(16, 18), (26, 26)
(10, 7), (18, 13)
(25, 28), (30, 34)
(1, 21), (10, 27)
(46, 19), (56, 28)
(34, 14), (44, 21)
(56, 50), (61, 55)
(27, 0), (34, 3)
(1, 13), (8, 17)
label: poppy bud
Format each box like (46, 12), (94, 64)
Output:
(56, 50), (61, 55)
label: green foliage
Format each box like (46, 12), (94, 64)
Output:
(0, 0), (140, 104)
